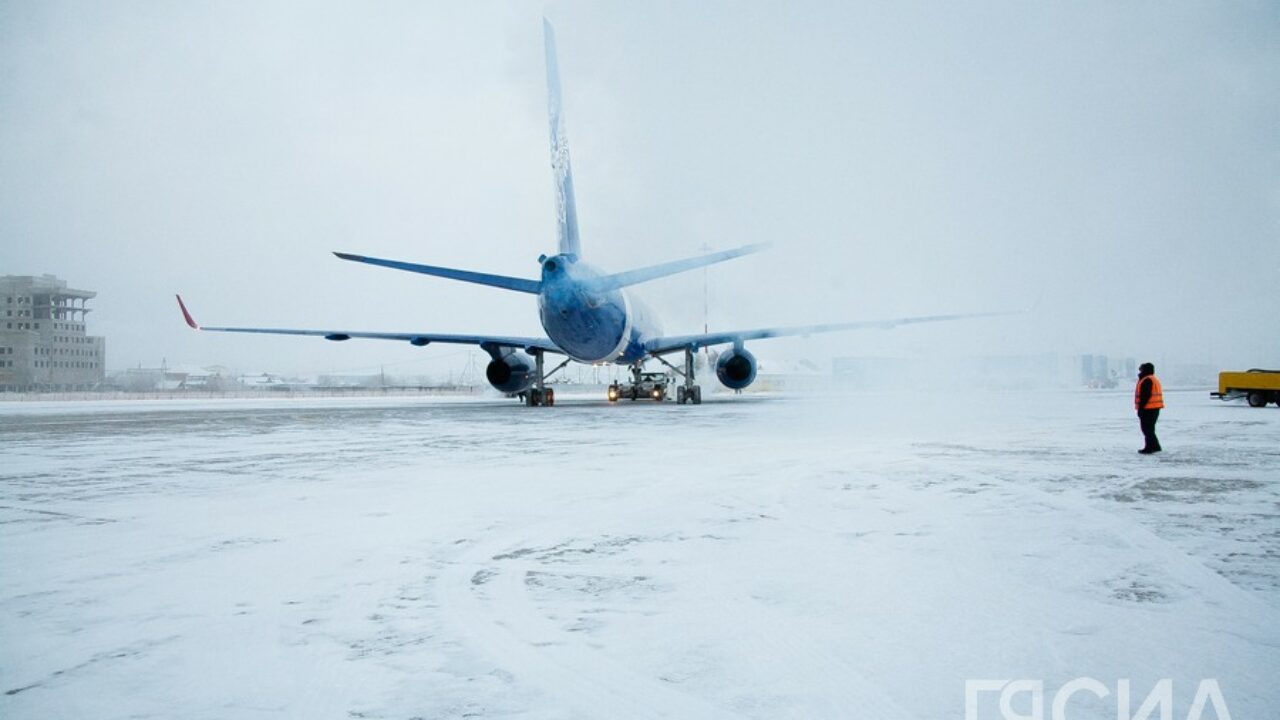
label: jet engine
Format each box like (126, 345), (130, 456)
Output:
(715, 347), (757, 390)
(485, 351), (536, 394)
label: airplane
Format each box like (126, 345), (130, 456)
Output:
(176, 19), (1007, 407)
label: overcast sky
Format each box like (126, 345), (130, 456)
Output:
(2, 1), (1276, 378)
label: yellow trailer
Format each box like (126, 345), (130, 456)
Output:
(1211, 369), (1280, 407)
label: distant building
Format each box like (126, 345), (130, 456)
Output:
(1078, 353), (1136, 388)
(0, 274), (106, 391)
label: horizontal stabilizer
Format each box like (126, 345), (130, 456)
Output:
(592, 243), (768, 291)
(333, 252), (542, 294)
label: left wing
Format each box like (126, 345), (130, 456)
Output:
(645, 310), (1015, 356)
(176, 295), (562, 355)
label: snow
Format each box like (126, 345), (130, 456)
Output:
(1, 389), (1276, 719)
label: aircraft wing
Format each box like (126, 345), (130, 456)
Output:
(644, 310), (1016, 356)
(176, 295), (562, 355)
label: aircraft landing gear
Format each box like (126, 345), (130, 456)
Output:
(676, 346), (702, 405)
(524, 350), (567, 407)
(526, 387), (555, 406)
(653, 347), (702, 405)
(676, 385), (701, 404)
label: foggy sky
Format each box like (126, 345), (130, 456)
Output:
(2, 1), (1277, 378)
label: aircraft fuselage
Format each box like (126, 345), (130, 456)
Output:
(537, 254), (658, 365)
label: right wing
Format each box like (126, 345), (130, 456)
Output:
(176, 295), (561, 355)
(645, 310), (1016, 356)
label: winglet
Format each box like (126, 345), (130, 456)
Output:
(175, 294), (200, 330)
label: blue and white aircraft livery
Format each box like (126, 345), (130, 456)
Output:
(177, 20), (1004, 406)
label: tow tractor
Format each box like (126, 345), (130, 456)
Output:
(608, 370), (671, 402)
(607, 347), (708, 404)
(1211, 369), (1280, 408)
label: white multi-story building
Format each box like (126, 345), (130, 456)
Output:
(0, 274), (106, 391)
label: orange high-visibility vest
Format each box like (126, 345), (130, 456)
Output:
(1135, 375), (1164, 410)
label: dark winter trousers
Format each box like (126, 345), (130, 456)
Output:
(1138, 408), (1161, 452)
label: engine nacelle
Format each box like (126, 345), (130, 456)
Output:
(715, 347), (757, 390)
(485, 351), (536, 394)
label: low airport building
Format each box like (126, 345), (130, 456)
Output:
(0, 274), (106, 391)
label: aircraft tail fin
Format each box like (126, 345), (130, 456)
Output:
(544, 18), (581, 258)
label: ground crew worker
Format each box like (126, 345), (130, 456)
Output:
(1135, 362), (1164, 454)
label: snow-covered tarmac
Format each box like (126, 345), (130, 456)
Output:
(1, 389), (1276, 719)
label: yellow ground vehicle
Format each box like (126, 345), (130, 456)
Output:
(1211, 369), (1280, 407)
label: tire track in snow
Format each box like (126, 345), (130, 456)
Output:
(435, 495), (918, 719)
(436, 532), (745, 719)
